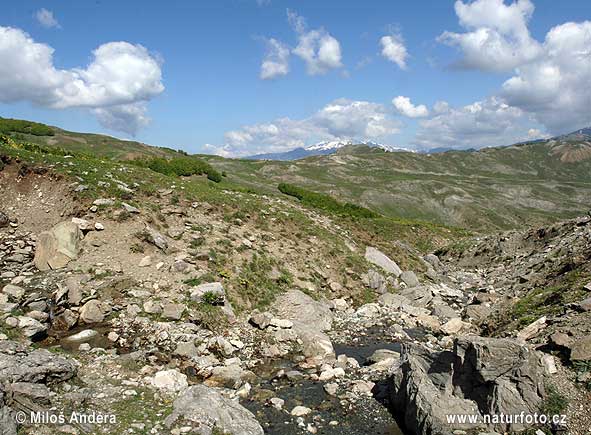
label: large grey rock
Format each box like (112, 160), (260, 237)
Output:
(79, 300), (107, 324)
(389, 335), (545, 435)
(0, 341), (78, 384)
(164, 384), (264, 435)
(274, 289), (332, 332)
(34, 221), (82, 271)
(274, 290), (335, 362)
(399, 286), (433, 308)
(17, 317), (47, 339)
(400, 271), (420, 287)
(365, 247), (402, 277)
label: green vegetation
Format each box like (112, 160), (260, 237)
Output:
(131, 157), (222, 182)
(540, 384), (568, 416)
(232, 254), (293, 310)
(278, 182), (379, 218)
(0, 117), (54, 136)
(200, 137), (591, 231)
(510, 270), (590, 327)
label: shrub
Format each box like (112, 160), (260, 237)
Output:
(0, 118), (54, 136)
(278, 183), (379, 219)
(130, 157), (222, 182)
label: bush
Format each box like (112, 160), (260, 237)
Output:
(131, 157), (222, 182)
(278, 183), (379, 219)
(0, 118), (54, 136)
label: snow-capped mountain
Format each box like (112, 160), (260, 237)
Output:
(305, 139), (408, 152)
(247, 139), (411, 160)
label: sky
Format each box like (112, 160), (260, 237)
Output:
(0, 0), (589, 156)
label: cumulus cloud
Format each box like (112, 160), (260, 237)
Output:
(260, 38), (290, 80)
(392, 96), (429, 118)
(438, 0), (542, 72)
(35, 8), (61, 29)
(380, 34), (408, 69)
(439, 1), (591, 134)
(208, 98), (401, 156)
(289, 10), (343, 75)
(0, 26), (163, 135)
(413, 97), (544, 149)
(501, 21), (591, 133)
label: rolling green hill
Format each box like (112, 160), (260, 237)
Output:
(199, 134), (591, 230)
(2, 116), (590, 231)
(0, 117), (181, 160)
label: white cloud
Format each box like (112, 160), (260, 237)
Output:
(0, 26), (164, 135)
(439, 1), (591, 134)
(35, 8), (61, 29)
(209, 98), (401, 156)
(438, 0), (542, 72)
(392, 96), (429, 118)
(413, 97), (544, 149)
(260, 38), (290, 80)
(93, 103), (151, 136)
(289, 10), (343, 75)
(502, 21), (591, 133)
(380, 34), (408, 69)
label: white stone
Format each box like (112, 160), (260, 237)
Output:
(151, 369), (188, 392)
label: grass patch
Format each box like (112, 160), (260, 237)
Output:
(278, 182), (379, 218)
(232, 254), (293, 310)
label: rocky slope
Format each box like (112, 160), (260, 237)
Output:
(0, 140), (590, 435)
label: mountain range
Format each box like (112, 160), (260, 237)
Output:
(245, 139), (411, 160)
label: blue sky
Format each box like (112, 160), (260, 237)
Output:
(0, 0), (589, 155)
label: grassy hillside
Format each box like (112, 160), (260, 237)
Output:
(2, 116), (590, 231)
(200, 137), (591, 231)
(0, 117), (181, 160)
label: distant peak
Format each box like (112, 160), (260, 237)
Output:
(305, 139), (411, 153)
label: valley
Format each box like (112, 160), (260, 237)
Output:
(0, 121), (590, 435)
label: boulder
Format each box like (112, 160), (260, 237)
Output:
(423, 254), (442, 270)
(570, 336), (591, 362)
(164, 384), (264, 435)
(0, 341), (78, 384)
(34, 221), (82, 271)
(79, 300), (107, 324)
(274, 290), (332, 332)
(578, 297), (591, 312)
(389, 335), (546, 435)
(365, 247), (402, 277)
(441, 318), (472, 336)
(151, 369), (188, 392)
(17, 316), (47, 340)
(400, 271), (420, 287)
